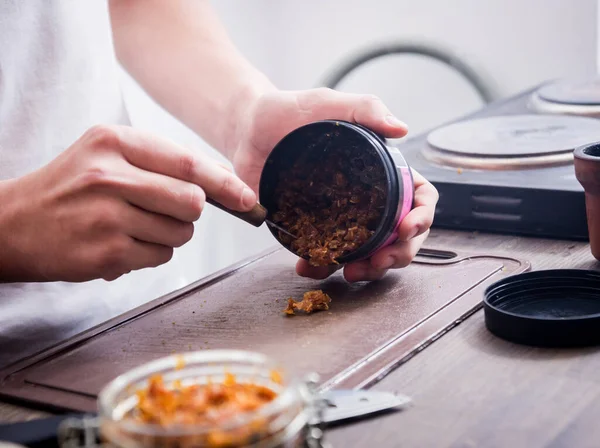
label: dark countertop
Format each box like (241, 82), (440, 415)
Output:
(1, 228), (598, 448)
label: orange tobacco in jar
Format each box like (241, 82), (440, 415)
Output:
(133, 374), (277, 428)
(99, 352), (305, 448)
(272, 136), (387, 266)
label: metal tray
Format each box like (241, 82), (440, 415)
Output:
(0, 246), (530, 412)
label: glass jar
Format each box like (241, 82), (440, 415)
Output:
(258, 120), (415, 265)
(97, 350), (316, 448)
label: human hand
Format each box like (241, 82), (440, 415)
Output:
(0, 125), (257, 282)
(231, 88), (438, 282)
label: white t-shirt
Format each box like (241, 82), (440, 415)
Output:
(0, 1), (202, 367)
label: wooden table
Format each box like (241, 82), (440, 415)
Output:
(1, 229), (598, 447)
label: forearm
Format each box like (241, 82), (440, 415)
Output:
(109, 0), (276, 160)
(0, 178), (30, 283)
(0, 179), (11, 282)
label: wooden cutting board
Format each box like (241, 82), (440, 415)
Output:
(0, 246), (529, 412)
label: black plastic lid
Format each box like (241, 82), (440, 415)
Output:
(484, 269), (600, 347)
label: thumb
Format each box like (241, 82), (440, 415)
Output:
(293, 88), (409, 138)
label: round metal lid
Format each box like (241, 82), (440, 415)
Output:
(423, 115), (600, 169)
(537, 78), (600, 106)
(427, 115), (600, 157)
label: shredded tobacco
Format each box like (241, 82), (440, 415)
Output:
(174, 355), (185, 370)
(132, 374), (277, 427)
(124, 373), (282, 447)
(272, 134), (387, 266)
(283, 290), (331, 315)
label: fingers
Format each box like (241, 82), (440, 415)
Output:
(295, 258), (388, 283)
(100, 239), (174, 282)
(121, 169), (206, 223)
(83, 125), (256, 212)
(369, 230), (430, 271)
(396, 169), (438, 242)
(295, 257), (390, 282)
(294, 88), (409, 139)
(295, 228), (430, 283)
(295, 171), (437, 282)
(120, 204), (195, 248)
(82, 200), (187, 282)
(310, 169), (435, 279)
(296, 259), (342, 279)
(343, 260), (388, 283)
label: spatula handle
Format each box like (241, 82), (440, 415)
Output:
(206, 197), (267, 228)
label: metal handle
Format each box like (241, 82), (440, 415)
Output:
(206, 198), (267, 227)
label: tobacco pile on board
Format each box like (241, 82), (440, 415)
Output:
(283, 290), (331, 315)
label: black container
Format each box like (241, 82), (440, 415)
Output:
(484, 269), (600, 347)
(258, 120), (414, 264)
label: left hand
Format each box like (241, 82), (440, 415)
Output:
(231, 88), (439, 283)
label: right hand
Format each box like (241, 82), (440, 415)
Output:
(0, 125), (257, 282)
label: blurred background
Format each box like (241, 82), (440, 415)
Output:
(118, 0), (597, 285)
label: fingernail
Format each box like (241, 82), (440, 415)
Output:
(242, 187), (256, 209)
(385, 114), (408, 129)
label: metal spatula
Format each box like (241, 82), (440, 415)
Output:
(206, 197), (296, 239)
